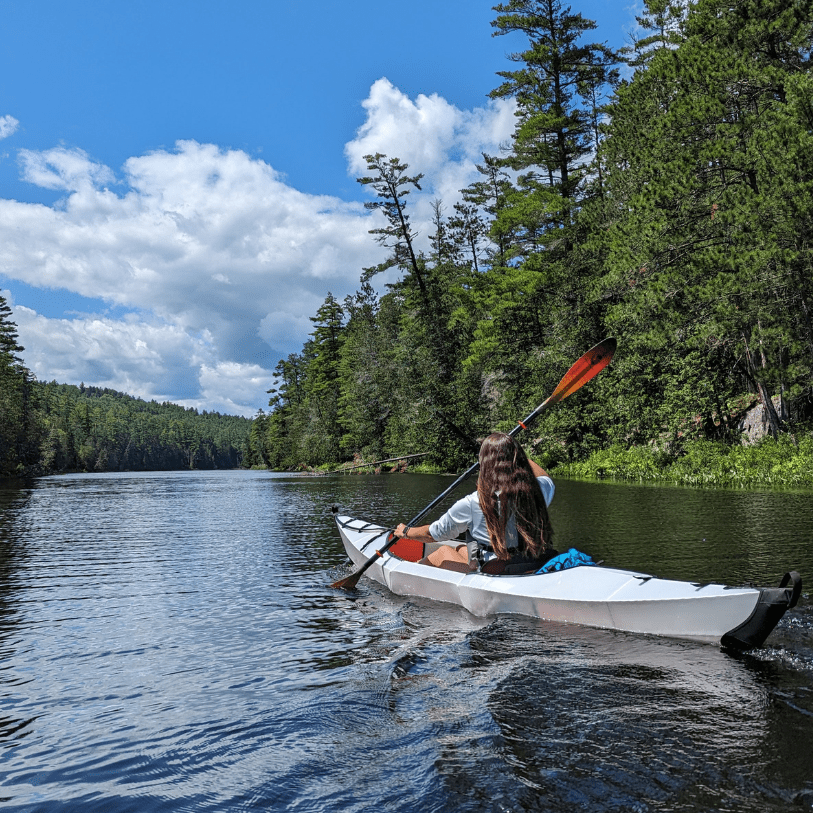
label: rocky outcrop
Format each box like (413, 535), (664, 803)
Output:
(739, 395), (788, 445)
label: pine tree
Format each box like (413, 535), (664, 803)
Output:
(357, 153), (430, 312)
(490, 0), (619, 217)
(301, 293), (345, 464)
(337, 283), (392, 459)
(456, 1), (618, 424)
(0, 295), (41, 476)
(598, 0), (813, 442)
(622, 0), (688, 70)
(460, 153), (515, 268)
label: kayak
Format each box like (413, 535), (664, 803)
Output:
(333, 511), (802, 650)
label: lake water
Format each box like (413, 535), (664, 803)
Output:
(0, 470), (811, 812)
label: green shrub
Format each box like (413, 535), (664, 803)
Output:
(553, 434), (813, 488)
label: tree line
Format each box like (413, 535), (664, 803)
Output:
(0, 297), (250, 477)
(245, 0), (813, 473)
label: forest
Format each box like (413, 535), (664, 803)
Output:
(242, 0), (813, 486)
(0, 298), (250, 477)
(4, 0), (813, 485)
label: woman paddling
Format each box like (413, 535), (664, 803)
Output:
(393, 432), (555, 574)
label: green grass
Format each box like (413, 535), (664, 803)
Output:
(553, 435), (813, 488)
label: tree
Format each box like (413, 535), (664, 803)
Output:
(357, 153), (430, 312)
(622, 0), (688, 70)
(242, 0), (813, 472)
(337, 283), (394, 459)
(0, 295), (41, 476)
(597, 0), (813, 442)
(264, 353), (306, 468)
(448, 201), (488, 274)
(357, 156), (465, 446)
(300, 293), (345, 464)
(455, 1), (618, 423)
(0, 295), (25, 369)
(491, 0), (619, 209)
(460, 153), (516, 268)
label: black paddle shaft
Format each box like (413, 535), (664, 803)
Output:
(346, 458), (481, 583)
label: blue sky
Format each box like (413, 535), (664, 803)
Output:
(0, 0), (639, 416)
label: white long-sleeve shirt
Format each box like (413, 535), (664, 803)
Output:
(428, 475), (554, 553)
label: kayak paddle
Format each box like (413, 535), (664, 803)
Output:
(330, 336), (617, 591)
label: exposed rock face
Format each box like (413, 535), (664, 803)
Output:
(739, 395), (787, 444)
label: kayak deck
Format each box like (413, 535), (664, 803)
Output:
(333, 513), (802, 650)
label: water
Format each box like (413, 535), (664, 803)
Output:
(0, 470), (811, 812)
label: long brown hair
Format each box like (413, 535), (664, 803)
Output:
(476, 432), (553, 560)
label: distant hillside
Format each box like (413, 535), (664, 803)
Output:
(31, 381), (252, 474)
(2, 293), (251, 477)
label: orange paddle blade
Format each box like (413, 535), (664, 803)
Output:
(546, 337), (616, 406)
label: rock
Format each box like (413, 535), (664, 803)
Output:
(738, 394), (788, 445)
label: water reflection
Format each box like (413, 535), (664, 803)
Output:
(549, 479), (813, 588)
(0, 471), (810, 812)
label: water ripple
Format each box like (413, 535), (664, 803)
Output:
(0, 471), (811, 812)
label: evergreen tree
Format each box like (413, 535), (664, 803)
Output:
(300, 293), (345, 464)
(245, 0), (813, 472)
(0, 295), (42, 476)
(337, 283), (393, 460)
(622, 0), (688, 70)
(264, 353), (306, 468)
(357, 153), (430, 312)
(490, 0), (618, 214)
(0, 295), (25, 369)
(460, 153), (515, 268)
(599, 0), (813, 442)
(457, 1), (618, 432)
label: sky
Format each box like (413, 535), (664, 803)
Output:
(0, 0), (640, 417)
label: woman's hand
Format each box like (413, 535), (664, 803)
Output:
(393, 523), (433, 541)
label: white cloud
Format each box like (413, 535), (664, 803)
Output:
(258, 310), (315, 355)
(1, 80), (517, 415)
(346, 78), (462, 176)
(196, 361), (271, 416)
(1, 141), (384, 414)
(345, 77), (516, 238)
(19, 146), (115, 191)
(1, 140), (382, 362)
(0, 115), (19, 139)
(346, 77), (515, 178)
(10, 302), (268, 417)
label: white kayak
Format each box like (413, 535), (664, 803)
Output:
(333, 511), (802, 650)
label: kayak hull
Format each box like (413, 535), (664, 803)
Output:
(333, 513), (801, 650)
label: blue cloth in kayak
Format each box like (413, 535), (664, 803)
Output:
(537, 548), (596, 573)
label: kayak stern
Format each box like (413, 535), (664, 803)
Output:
(721, 571), (802, 650)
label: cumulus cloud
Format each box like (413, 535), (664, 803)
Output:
(197, 361), (271, 416)
(0, 141), (386, 414)
(1, 140), (382, 363)
(20, 146), (116, 191)
(11, 302), (268, 417)
(0, 115), (19, 139)
(1, 79), (517, 415)
(345, 77), (516, 238)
